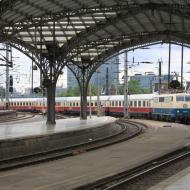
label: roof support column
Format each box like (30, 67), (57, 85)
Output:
(67, 64), (91, 120)
(42, 57), (57, 125)
(46, 78), (56, 124)
(79, 66), (90, 120)
(80, 70), (88, 120)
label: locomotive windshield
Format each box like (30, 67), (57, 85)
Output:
(176, 95), (190, 102)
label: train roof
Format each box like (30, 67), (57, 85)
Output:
(108, 94), (154, 101)
(8, 98), (46, 102)
(8, 94), (155, 102)
(153, 93), (190, 97)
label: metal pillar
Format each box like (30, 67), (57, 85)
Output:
(124, 51), (129, 118)
(115, 58), (119, 95)
(40, 22), (43, 88)
(105, 67), (109, 95)
(80, 67), (88, 120)
(181, 43), (184, 89)
(158, 60), (162, 95)
(5, 44), (10, 109)
(96, 69), (100, 116)
(168, 42), (171, 88)
(89, 83), (92, 118)
(46, 77), (56, 124)
(46, 17), (57, 124)
(31, 56), (33, 94)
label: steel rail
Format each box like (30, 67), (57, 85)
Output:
(0, 112), (35, 123)
(76, 146), (190, 190)
(104, 150), (190, 190)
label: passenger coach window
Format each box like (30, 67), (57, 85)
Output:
(176, 96), (185, 101)
(159, 97), (164, 102)
(134, 101), (137, 107)
(143, 101), (146, 107)
(185, 96), (190, 102)
(138, 101), (141, 107)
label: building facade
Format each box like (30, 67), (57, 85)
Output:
(130, 73), (155, 90)
(130, 73), (175, 93)
(67, 56), (119, 95)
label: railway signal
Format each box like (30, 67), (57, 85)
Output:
(9, 75), (13, 93)
(33, 87), (41, 93)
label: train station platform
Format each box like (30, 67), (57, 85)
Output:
(0, 116), (116, 140)
(0, 119), (189, 190)
(0, 116), (118, 162)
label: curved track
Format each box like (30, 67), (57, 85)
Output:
(0, 112), (35, 123)
(76, 147), (190, 190)
(0, 119), (144, 171)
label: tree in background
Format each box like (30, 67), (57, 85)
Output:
(87, 84), (98, 96)
(169, 80), (181, 89)
(58, 86), (80, 97)
(0, 86), (5, 98)
(58, 80), (151, 97)
(118, 80), (151, 95)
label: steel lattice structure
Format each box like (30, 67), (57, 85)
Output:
(0, 0), (190, 123)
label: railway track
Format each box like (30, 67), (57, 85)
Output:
(0, 112), (35, 123)
(0, 119), (144, 171)
(75, 146), (190, 190)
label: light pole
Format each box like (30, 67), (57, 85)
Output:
(158, 59), (162, 95)
(89, 83), (92, 118)
(124, 51), (129, 118)
(96, 69), (100, 116)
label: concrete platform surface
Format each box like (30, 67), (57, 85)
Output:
(0, 119), (189, 190)
(0, 116), (116, 140)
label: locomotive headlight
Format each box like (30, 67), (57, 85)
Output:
(177, 110), (180, 113)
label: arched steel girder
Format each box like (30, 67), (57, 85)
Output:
(3, 36), (48, 76)
(0, 34), (40, 60)
(10, 5), (132, 35)
(60, 3), (190, 55)
(88, 31), (190, 74)
(2, 33), (67, 80)
(67, 32), (171, 59)
(11, 43), (39, 66)
(2, 2), (190, 32)
(66, 31), (190, 68)
(0, 0), (19, 16)
(66, 64), (89, 120)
